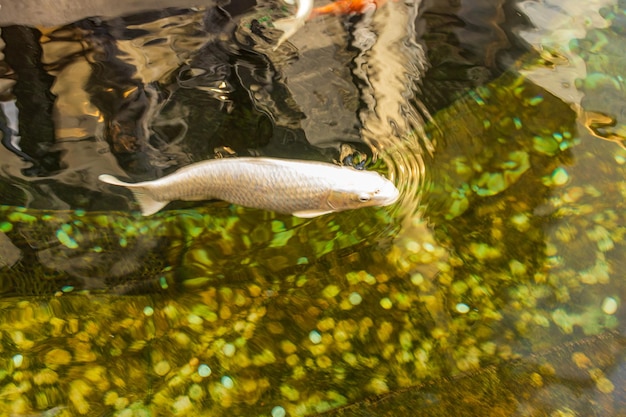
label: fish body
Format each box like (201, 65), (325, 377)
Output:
(312, 0), (386, 17)
(273, 0), (314, 49)
(272, 0), (388, 49)
(99, 157), (399, 217)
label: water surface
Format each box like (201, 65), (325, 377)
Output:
(0, 0), (625, 416)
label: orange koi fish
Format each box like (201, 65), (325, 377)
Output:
(311, 0), (388, 17)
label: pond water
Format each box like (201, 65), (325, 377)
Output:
(0, 0), (625, 416)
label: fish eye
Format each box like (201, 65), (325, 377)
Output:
(358, 194), (371, 203)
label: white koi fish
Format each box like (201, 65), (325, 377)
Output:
(99, 157), (399, 217)
(272, 0), (315, 49)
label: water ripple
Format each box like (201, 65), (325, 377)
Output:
(349, 0), (429, 221)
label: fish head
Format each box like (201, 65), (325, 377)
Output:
(327, 172), (400, 212)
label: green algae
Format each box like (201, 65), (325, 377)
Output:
(0, 222), (12, 233)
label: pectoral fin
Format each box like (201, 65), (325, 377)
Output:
(292, 209), (335, 218)
(99, 174), (168, 216)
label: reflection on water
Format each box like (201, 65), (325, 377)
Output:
(1, 0), (626, 416)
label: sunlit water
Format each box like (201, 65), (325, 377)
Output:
(1, 0), (626, 416)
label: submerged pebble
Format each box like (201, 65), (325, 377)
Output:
(348, 292), (363, 305)
(309, 330), (322, 345)
(379, 298), (393, 309)
(551, 167), (570, 186)
(12, 354), (23, 368)
(154, 361), (171, 376)
(271, 405), (286, 417)
(222, 343), (236, 357)
(198, 364), (212, 377)
(56, 229), (78, 249)
(601, 297), (618, 315)
(455, 303), (470, 314)
(221, 376), (234, 389)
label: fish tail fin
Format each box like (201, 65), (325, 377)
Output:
(98, 174), (168, 216)
(272, 17), (306, 50)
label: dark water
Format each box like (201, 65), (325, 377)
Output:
(1, 0), (626, 416)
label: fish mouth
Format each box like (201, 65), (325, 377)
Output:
(377, 183), (401, 206)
